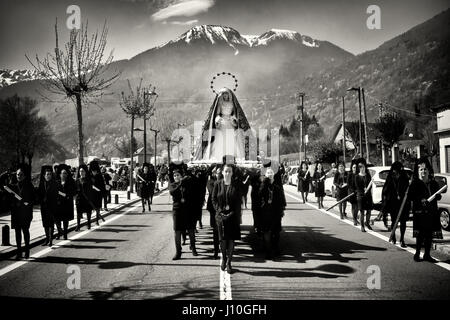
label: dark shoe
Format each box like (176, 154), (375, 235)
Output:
(353, 220), (358, 226)
(413, 253), (421, 262)
(96, 221), (100, 226)
(64, 235), (68, 240)
(400, 240), (407, 248)
(191, 247), (198, 256)
(340, 214), (344, 220)
(88, 224), (91, 230)
(221, 257), (227, 271)
(142, 208), (145, 213)
(172, 252), (181, 260)
(24, 250), (30, 259)
(75, 227), (80, 232)
(182, 240), (186, 245)
(213, 252), (219, 259)
(55, 234), (60, 240)
(423, 255), (437, 263)
(15, 252), (22, 260)
(48, 241), (53, 246)
(42, 239), (48, 246)
(391, 236), (397, 245)
(105, 208), (109, 212)
(226, 262), (232, 274)
(365, 223), (373, 231)
(361, 226), (366, 233)
(148, 205), (151, 211)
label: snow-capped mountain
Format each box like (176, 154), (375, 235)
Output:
(160, 25), (322, 54)
(0, 69), (43, 89)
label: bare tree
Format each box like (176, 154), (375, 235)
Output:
(27, 20), (120, 166)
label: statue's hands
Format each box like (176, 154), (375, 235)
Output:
(231, 116), (238, 128)
(215, 116), (223, 128)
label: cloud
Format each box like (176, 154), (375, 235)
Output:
(170, 19), (199, 25)
(151, 0), (214, 22)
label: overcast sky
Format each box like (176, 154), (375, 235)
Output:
(1, 0), (449, 69)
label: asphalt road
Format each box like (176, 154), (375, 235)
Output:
(0, 186), (449, 300)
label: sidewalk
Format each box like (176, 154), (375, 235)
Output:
(283, 184), (450, 257)
(0, 182), (168, 260)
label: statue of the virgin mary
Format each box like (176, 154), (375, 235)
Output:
(194, 88), (251, 161)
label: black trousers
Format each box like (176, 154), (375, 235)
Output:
(15, 227), (30, 252)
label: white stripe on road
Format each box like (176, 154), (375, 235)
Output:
(284, 190), (450, 272)
(219, 254), (232, 300)
(0, 191), (169, 278)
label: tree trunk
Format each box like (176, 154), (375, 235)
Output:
(129, 115), (134, 193)
(75, 94), (84, 167)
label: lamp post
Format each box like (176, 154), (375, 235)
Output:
(133, 127), (144, 165)
(143, 89), (158, 164)
(297, 92), (305, 163)
(150, 128), (160, 165)
(347, 87), (363, 158)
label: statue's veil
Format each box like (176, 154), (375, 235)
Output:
(194, 88), (251, 160)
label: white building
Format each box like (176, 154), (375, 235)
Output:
(432, 103), (450, 173)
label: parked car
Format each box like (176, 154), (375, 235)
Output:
(368, 166), (413, 211)
(434, 173), (450, 231)
(288, 166), (299, 186)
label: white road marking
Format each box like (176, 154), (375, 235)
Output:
(219, 253), (232, 300)
(284, 190), (450, 272)
(0, 191), (168, 278)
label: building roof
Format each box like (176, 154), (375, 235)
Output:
(431, 102), (450, 113)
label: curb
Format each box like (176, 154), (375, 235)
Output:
(0, 187), (167, 261)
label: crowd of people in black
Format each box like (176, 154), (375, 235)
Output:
(167, 160), (287, 273)
(0, 155), (444, 265)
(295, 157), (444, 263)
(0, 160), (167, 260)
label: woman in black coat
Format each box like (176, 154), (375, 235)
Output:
(89, 161), (106, 225)
(212, 163), (242, 273)
(0, 171), (12, 217)
(250, 169), (263, 236)
(206, 166), (220, 259)
(333, 162), (348, 219)
(54, 165), (76, 239)
(75, 165), (94, 231)
(138, 163), (156, 212)
(408, 157), (443, 262)
(354, 158), (373, 232)
(37, 166), (58, 246)
(259, 167), (286, 259)
(297, 161), (311, 203)
(169, 167), (197, 260)
(101, 166), (112, 211)
(381, 161), (410, 247)
(347, 160), (359, 225)
(9, 166), (35, 260)
(312, 162), (326, 209)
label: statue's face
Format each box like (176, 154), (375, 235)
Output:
(418, 163), (428, 180)
(222, 92), (230, 102)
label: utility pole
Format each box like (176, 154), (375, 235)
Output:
(342, 96), (346, 165)
(143, 116), (147, 163)
(165, 138), (172, 164)
(362, 88), (370, 164)
(297, 92), (305, 163)
(129, 114), (135, 193)
(346, 87), (363, 159)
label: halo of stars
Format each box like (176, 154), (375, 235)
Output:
(210, 72), (238, 95)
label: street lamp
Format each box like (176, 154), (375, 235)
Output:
(347, 87), (363, 158)
(149, 128), (160, 166)
(143, 89), (158, 164)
